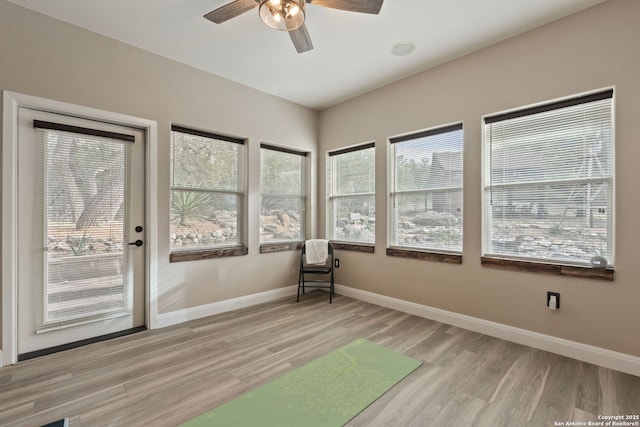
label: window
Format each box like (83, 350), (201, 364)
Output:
(260, 144), (307, 244)
(389, 124), (463, 255)
(483, 89), (614, 268)
(328, 143), (375, 245)
(170, 125), (245, 257)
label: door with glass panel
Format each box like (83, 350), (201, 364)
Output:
(16, 108), (145, 358)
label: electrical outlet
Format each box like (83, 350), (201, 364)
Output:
(335, 259), (340, 268)
(547, 292), (560, 310)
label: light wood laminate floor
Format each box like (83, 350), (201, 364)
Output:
(1, 291), (639, 426)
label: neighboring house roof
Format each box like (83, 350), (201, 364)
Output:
(430, 151), (463, 188)
(432, 151), (463, 173)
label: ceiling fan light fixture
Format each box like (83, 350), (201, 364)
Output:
(259, 0), (305, 31)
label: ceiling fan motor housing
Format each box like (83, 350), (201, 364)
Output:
(259, 0), (306, 31)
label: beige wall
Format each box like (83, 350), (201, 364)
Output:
(318, 0), (640, 357)
(0, 0), (318, 337)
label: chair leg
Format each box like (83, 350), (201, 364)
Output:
(330, 270), (334, 303)
(297, 271), (302, 302)
(329, 279), (333, 304)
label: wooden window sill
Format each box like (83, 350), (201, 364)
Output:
(330, 242), (375, 253)
(260, 242), (304, 253)
(170, 246), (248, 262)
(386, 248), (462, 264)
(481, 257), (614, 281)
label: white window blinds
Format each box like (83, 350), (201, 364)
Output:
(390, 124), (463, 253)
(328, 143), (375, 244)
(35, 121), (132, 330)
(170, 126), (244, 250)
(483, 89), (614, 266)
(260, 144), (307, 243)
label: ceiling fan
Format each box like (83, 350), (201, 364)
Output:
(204, 0), (383, 53)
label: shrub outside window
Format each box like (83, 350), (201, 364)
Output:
(482, 89), (614, 267)
(170, 125), (244, 252)
(260, 144), (307, 243)
(328, 143), (375, 244)
(389, 124), (463, 253)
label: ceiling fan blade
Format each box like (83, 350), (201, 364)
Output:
(288, 24), (313, 53)
(204, 0), (258, 24)
(307, 0), (383, 14)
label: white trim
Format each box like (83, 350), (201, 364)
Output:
(156, 286), (298, 329)
(335, 284), (640, 377)
(1, 91), (159, 366)
(2, 91), (21, 367)
(146, 114), (159, 330)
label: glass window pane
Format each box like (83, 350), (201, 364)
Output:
(392, 190), (462, 252)
(260, 147), (306, 243)
(171, 132), (240, 192)
(335, 148), (375, 195)
(260, 196), (304, 242)
(170, 190), (240, 249)
(390, 126), (463, 253)
(332, 194), (375, 243)
(483, 91), (614, 266)
(41, 128), (129, 329)
(261, 149), (303, 195)
(329, 145), (375, 243)
(170, 128), (243, 251)
(486, 182), (611, 263)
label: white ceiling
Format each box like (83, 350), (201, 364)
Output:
(8, 0), (606, 110)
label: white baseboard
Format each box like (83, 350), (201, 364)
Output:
(155, 285), (298, 329)
(335, 284), (640, 377)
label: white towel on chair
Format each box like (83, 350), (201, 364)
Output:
(305, 239), (329, 265)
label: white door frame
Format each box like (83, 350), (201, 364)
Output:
(2, 91), (159, 366)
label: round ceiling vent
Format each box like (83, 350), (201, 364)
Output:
(391, 41), (416, 57)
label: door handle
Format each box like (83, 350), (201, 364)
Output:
(129, 240), (143, 247)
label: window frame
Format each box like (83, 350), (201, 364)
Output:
(169, 125), (247, 262)
(481, 89), (614, 280)
(388, 123), (464, 263)
(327, 142), (376, 251)
(259, 143), (308, 252)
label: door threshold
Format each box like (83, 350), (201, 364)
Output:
(18, 326), (147, 361)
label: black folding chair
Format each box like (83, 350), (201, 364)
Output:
(297, 240), (334, 303)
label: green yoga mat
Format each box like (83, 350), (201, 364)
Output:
(182, 338), (422, 427)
